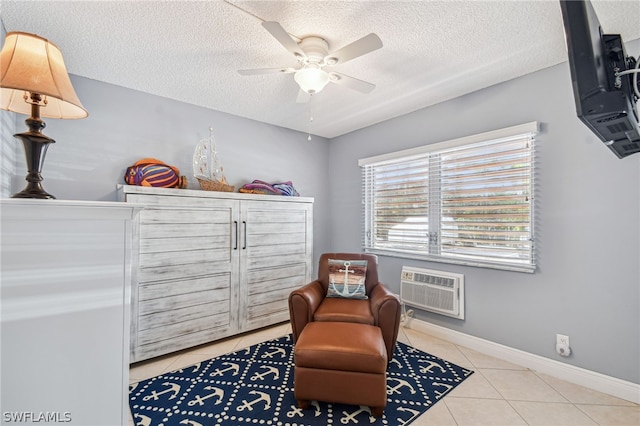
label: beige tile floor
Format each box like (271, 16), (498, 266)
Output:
(129, 323), (640, 425)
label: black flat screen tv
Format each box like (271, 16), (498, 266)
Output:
(559, 0), (640, 159)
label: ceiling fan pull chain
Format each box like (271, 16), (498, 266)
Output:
(307, 97), (314, 141)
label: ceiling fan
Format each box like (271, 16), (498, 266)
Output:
(238, 21), (383, 102)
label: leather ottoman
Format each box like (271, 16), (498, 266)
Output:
(293, 321), (388, 417)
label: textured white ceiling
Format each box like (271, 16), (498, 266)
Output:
(2, 0), (639, 139)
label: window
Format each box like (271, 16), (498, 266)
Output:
(360, 122), (537, 273)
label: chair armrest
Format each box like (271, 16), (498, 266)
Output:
(289, 280), (325, 342)
(369, 283), (402, 360)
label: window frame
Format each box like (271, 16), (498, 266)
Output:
(359, 122), (538, 273)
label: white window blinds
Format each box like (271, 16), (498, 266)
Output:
(360, 122), (537, 273)
(362, 155), (431, 252)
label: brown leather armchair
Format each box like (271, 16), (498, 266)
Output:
(289, 253), (401, 361)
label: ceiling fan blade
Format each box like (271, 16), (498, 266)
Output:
(238, 67), (296, 76)
(262, 21), (306, 58)
(296, 89), (311, 103)
(329, 72), (376, 94)
(325, 33), (382, 65)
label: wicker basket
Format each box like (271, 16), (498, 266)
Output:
(197, 178), (235, 192)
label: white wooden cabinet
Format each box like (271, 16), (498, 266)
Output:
(118, 185), (313, 362)
(0, 199), (140, 426)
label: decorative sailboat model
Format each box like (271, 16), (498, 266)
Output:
(193, 127), (234, 192)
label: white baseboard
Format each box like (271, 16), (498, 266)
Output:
(405, 318), (640, 404)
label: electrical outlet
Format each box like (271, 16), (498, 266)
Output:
(556, 333), (571, 356)
(556, 334), (570, 347)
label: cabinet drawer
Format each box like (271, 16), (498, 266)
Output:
(140, 208), (229, 225)
(138, 262), (229, 283)
(139, 247), (230, 269)
(249, 231), (306, 246)
(139, 275), (231, 302)
(247, 300), (289, 322)
(139, 288), (231, 316)
(247, 244), (308, 263)
(139, 300), (230, 331)
(138, 312), (232, 346)
(246, 208), (307, 224)
(247, 222), (307, 235)
(247, 263), (307, 283)
(140, 222), (220, 239)
(135, 327), (234, 361)
(127, 194), (231, 209)
(248, 277), (301, 303)
(140, 236), (222, 253)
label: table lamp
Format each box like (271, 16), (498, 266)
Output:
(0, 31), (88, 199)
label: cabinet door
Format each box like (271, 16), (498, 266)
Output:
(240, 200), (313, 330)
(127, 195), (240, 361)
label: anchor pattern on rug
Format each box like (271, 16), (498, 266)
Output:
(130, 335), (473, 426)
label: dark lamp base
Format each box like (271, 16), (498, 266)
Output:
(12, 130), (56, 200)
(11, 186), (56, 199)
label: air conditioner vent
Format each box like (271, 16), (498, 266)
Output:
(413, 272), (455, 288)
(400, 266), (464, 320)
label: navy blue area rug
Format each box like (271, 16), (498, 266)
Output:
(130, 334), (473, 425)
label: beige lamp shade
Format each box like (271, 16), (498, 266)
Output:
(0, 31), (88, 119)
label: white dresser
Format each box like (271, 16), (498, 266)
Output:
(0, 199), (141, 426)
(118, 185), (313, 362)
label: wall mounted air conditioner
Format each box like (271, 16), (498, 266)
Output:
(400, 266), (464, 320)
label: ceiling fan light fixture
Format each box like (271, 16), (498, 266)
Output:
(240, 21), (382, 101)
(294, 66), (330, 94)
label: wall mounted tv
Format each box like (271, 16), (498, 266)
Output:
(559, 0), (640, 159)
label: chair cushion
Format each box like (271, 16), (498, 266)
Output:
(313, 298), (374, 325)
(326, 259), (368, 299)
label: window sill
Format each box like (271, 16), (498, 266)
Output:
(364, 248), (536, 274)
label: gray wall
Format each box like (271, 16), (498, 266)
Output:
(329, 38), (640, 384)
